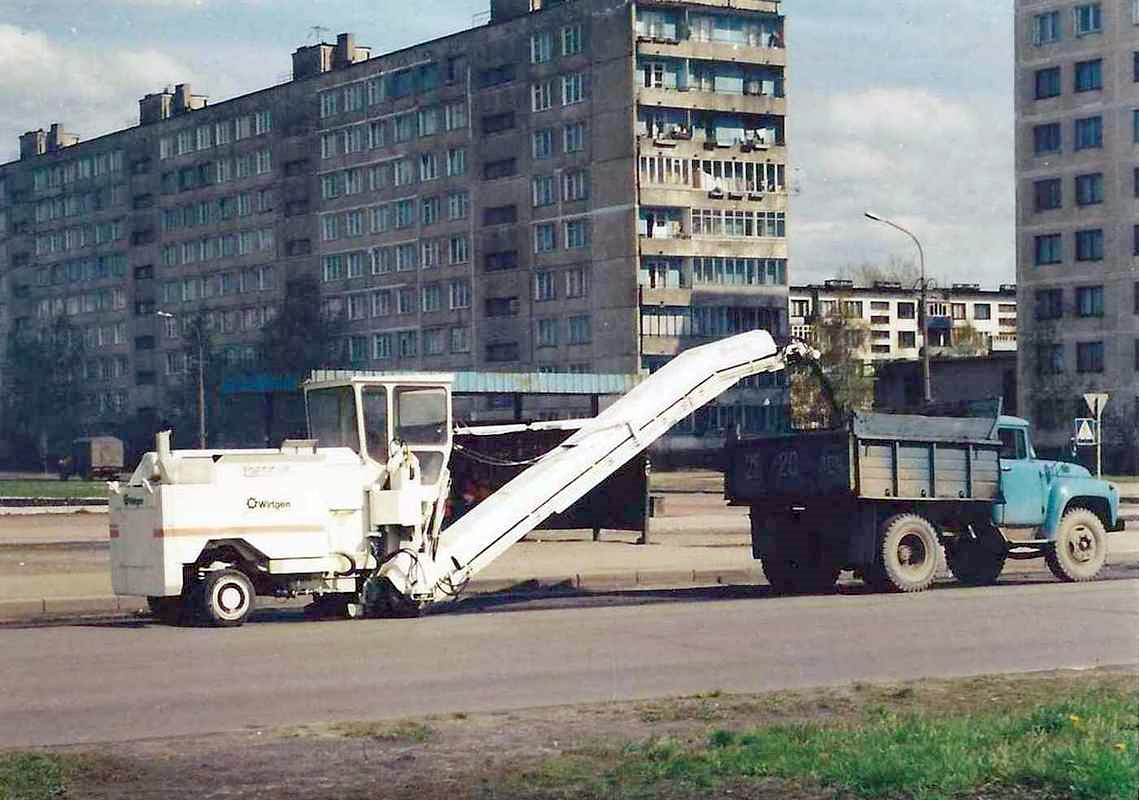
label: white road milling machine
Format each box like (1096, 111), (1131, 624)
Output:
(109, 330), (814, 625)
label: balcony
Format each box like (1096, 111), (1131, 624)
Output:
(640, 285), (692, 307)
(637, 38), (786, 68)
(638, 86), (785, 117)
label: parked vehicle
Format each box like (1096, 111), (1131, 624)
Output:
(726, 409), (1123, 593)
(60, 436), (124, 481)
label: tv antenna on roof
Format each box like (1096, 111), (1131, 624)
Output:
(308, 25), (331, 44)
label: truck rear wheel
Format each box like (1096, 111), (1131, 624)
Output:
(946, 524), (1007, 586)
(867, 513), (940, 593)
(1045, 508), (1107, 582)
(197, 569), (255, 626)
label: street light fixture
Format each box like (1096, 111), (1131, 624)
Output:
(864, 211), (932, 404)
(156, 310), (206, 448)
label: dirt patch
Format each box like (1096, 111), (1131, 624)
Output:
(17, 667), (1134, 800)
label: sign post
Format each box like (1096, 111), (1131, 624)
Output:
(1083, 393), (1109, 478)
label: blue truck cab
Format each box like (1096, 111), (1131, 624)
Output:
(992, 415), (1122, 535)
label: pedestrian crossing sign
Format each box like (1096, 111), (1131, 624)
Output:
(1074, 417), (1097, 446)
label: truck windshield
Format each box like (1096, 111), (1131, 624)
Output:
(395, 387), (448, 445)
(307, 387), (360, 453)
(998, 428), (1027, 460)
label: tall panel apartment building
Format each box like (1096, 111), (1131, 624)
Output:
(1014, 0), (1138, 458)
(0, 0), (789, 450)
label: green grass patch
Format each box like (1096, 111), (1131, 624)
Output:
(0, 480), (108, 499)
(0, 752), (69, 800)
(505, 682), (1138, 800)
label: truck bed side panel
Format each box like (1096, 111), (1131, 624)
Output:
(726, 431), (852, 503)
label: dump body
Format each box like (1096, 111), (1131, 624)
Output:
(726, 412), (1002, 506)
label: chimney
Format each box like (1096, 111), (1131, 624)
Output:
(19, 129), (47, 160)
(173, 83), (191, 114)
(45, 123), (79, 152)
(333, 33), (354, 69)
(139, 90), (174, 125)
(292, 43), (334, 79)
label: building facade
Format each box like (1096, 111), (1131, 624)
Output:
(0, 0), (790, 453)
(789, 280), (1018, 362)
(1014, 0), (1138, 454)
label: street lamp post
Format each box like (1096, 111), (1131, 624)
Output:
(156, 311), (206, 448)
(864, 211), (932, 405)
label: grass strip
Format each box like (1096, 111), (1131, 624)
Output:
(0, 753), (69, 800)
(0, 480), (107, 499)
(515, 685), (1138, 800)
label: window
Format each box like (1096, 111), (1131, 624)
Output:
(532, 175), (555, 207)
(478, 64), (515, 87)
(533, 129), (553, 159)
(562, 73), (585, 105)
(421, 284), (442, 313)
(1034, 233), (1063, 265)
(1134, 224), (1139, 256)
(564, 121), (586, 153)
(564, 219), (589, 249)
(444, 102), (467, 131)
(483, 158), (516, 180)
(421, 239), (441, 268)
(1076, 285), (1104, 317)
(1074, 116), (1102, 149)
(534, 222), (556, 252)
(536, 318), (559, 347)
(448, 235), (469, 264)
(1075, 228), (1104, 261)
(450, 326), (470, 353)
(486, 342), (519, 362)
(1033, 11), (1061, 44)
(447, 191), (469, 220)
(1034, 178), (1061, 210)
(974, 303), (991, 320)
(1075, 173), (1103, 206)
(562, 24), (583, 56)
(532, 81), (555, 112)
(422, 328), (445, 356)
(1033, 123), (1061, 154)
(418, 108), (439, 137)
(896, 302), (915, 320)
(898, 330), (916, 348)
(397, 331), (418, 358)
(446, 147), (467, 177)
(531, 31), (553, 63)
(567, 315), (591, 345)
(1035, 288), (1064, 320)
(1035, 67), (1061, 99)
(1076, 341), (1104, 373)
(1074, 59), (1102, 92)
(419, 152), (439, 181)
(394, 199), (415, 228)
(421, 196), (439, 226)
(485, 296), (518, 317)
(485, 250), (518, 272)
(562, 169), (588, 201)
(393, 113), (416, 143)
(1073, 3), (1102, 35)
(565, 267), (588, 298)
(449, 279), (471, 309)
(1134, 109), (1139, 143)
(534, 271), (557, 301)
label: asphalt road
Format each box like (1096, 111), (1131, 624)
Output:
(2, 578), (1136, 748)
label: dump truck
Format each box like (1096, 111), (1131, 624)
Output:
(726, 408), (1123, 594)
(109, 331), (814, 625)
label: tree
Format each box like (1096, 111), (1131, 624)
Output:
(790, 303), (875, 430)
(947, 322), (988, 358)
(840, 255), (922, 288)
(3, 317), (88, 467)
(258, 275), (343, 375)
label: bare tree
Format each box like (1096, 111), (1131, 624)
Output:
(790, 302), (874, 429)
(840, 255), (922, 288)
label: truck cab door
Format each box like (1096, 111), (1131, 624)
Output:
(993, 426), (1046, 527)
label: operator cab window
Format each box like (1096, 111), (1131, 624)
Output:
(998, 428), (1027, 460)
(306, 387), (360, 453)
(362, 386), (388, 463)
(395, 386), (448, 484)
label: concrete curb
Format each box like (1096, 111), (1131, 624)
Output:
(0, 568), (760, 623)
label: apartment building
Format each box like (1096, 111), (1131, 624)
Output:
(789, 280), (1018, 361)
(1014, 0), (1139, 454)
(0, 0), (790, 451)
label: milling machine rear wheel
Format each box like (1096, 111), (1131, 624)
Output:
(196, 569), (255, 627)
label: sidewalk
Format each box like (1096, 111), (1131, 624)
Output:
(1, 494), (1137, 622)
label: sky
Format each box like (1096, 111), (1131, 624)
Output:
(0, 0), (1015, 286)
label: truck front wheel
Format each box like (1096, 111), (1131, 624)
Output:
(197, 569), (255, 626)
(1045, 508), (1107, 582)
(867, 514), (940, 593)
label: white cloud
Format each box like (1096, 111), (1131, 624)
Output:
(0, 25), (197, 160)
(790, 86), (1014, 287)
